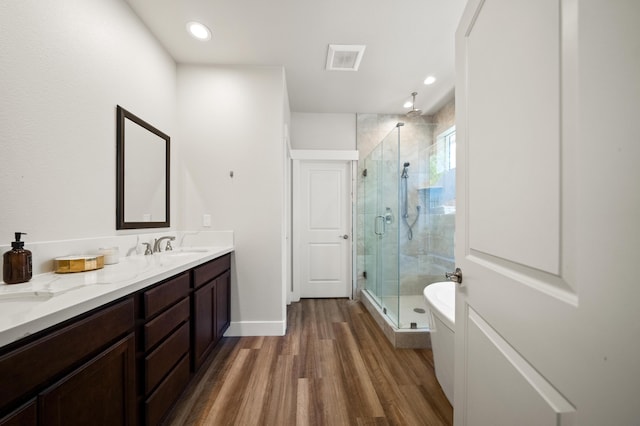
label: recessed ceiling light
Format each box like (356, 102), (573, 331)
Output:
(424, 75), (436, 85)
(186, 21), (211, 41)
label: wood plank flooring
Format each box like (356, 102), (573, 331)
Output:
(165, 298), (452, 426)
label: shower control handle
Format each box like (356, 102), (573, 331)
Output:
(445, 268), (463, 284)
(340, 234), (349, 240)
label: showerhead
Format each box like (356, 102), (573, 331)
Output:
(401, 162), (410, 178)
(406, 92), (422, 117)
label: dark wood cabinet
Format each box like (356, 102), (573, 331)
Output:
(0, 400), (36, 426)
(215, 270), (231, 340)
(140, 272), (191, 426)
(0, 253), (232, 426)
(143, 273), (190, 319)
(193, 280), (214, 369)
(143, 355), (189, 426)
(39, 334), (136, 426)
(192, 255), (231, 370)
(0, 299), (135, 425)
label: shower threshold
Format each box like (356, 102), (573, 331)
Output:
(360, 289), (431, 349)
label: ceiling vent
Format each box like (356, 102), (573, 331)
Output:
(326, 44), (366, 71)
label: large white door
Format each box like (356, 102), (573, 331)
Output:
(455, 1), (640, 425)
(295, 160), (352, 298)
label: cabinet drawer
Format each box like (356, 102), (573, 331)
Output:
(145, 354), (190, 426)
(193, 254), (230, 289)
(144, 272), (190, 319)
(144, 298), (189, 351)
(145, 322), (189, 394)
(0, 298), (134, 411)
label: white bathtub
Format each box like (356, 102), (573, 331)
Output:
(423, 281), (455, 404)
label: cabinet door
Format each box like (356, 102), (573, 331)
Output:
(0, 299), (134, 411)
(39, 334), (136, 426)
(214, 271), (230, 340)
(0, 400), (36, 426)
(192, 281), (214, 369)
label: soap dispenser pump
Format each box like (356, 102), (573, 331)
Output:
(3, 232), (32, 284)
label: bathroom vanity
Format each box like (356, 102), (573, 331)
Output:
(0, 248), (232, 426)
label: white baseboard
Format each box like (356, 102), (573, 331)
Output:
(224, 320), (286, 337)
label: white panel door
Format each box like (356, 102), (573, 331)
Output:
(297, 161), (351, 298)
(455, 1), (640, 425)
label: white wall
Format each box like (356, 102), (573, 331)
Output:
(177, 65), (287, 335)
(0, 0), (177, 242)
(0, 1), (289, 336)
(291, 113), (356, 150)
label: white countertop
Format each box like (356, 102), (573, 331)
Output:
(0, 246), (234, 348)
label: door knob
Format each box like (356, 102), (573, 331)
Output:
(340, 234), (349, 240)
(445, 268), (463, 284)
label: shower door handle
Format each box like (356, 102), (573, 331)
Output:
(374, 215), (386, 236)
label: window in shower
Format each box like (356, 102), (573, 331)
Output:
(445, 127), (456, 171)
(430, 126), (456, 186)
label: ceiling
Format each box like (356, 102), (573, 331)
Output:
(124, 0), (466, 115)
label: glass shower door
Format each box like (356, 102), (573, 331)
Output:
(380, 128), (400, 326)
(363, 143), (383, 306)
(363, 127), (400, 327)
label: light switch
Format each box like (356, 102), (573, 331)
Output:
(203, 214), (211, 227)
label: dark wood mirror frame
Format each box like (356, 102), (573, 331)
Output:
(116, 105), (170, 230)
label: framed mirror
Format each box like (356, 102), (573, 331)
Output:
(116, 105), (170, 229)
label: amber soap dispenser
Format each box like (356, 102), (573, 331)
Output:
(3, 232), (32, 284)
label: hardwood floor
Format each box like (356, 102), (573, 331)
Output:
(166, 298), (452, 426)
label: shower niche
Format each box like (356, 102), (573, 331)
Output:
(361, 121), (456, 339)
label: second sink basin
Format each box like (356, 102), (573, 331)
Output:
(162, 248), (209, 257)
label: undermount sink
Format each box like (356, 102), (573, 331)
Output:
(162, 248), (209, 257)
(0, 295), (52, 305)
(0, 275), (76, 301)
(153, 248), (212, 266)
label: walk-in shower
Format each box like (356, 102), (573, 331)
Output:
(361, 121), (456, 332)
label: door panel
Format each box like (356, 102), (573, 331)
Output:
(456, 0), (640, 424)
(466, 308), (574, 426)
(466, 0), (560, 275)
(297, 161), (351, 298)
(309, 171), (342, 229)
(309, 243), (342, 281)
(456, 1), (575, 422)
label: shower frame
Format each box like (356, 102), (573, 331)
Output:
(363, 123), (405, 328)
(362, 120), (455, 330)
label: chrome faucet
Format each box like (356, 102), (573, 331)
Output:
(153, 236), (175, 253)
(141, 242), (153, 256)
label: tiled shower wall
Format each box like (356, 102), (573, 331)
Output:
(356, 99), (456, 299)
